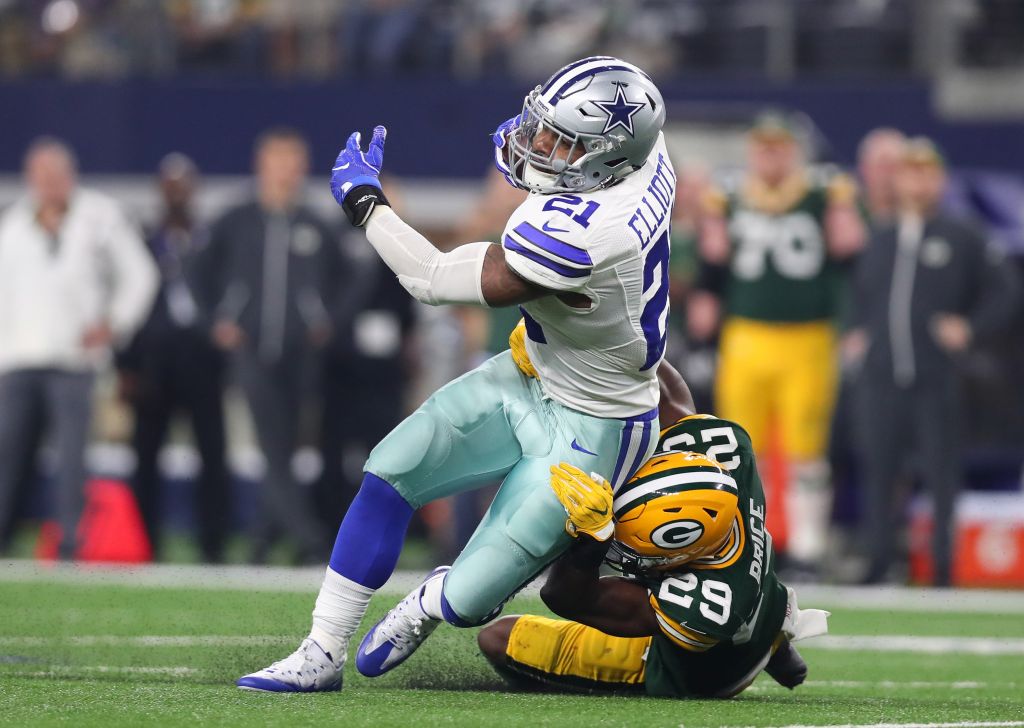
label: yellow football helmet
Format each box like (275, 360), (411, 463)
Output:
(607, 451), (740, 576)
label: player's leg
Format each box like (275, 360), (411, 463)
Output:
(130, 364), (173, 561)
(855, 375), (910, 583)
(437, 402), (655, 625)
(777, 322), (839, 573)
(355, 397), (655, 676)
(915, 377), (962, 587)
(479, 614), (648, 694)
(0, 372), (44, 554)
(44, 371), (94, 560)
(237, 353), (530, 691)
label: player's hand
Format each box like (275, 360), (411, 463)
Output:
(931, 313), (972, 353)
(550, 463), (614, 542)
(493, 115), (526, 190)
(331, 126), (390, 227)
(509, 318), (538, 379)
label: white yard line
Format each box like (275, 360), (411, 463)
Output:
(2, 634), (1023, 656)
(808, 635), (1024, 655)
(747, 680), (1016, 691)
(5, 665), (197, 677)
(723, 723), (1024, 728)
(0, 635), (294, 647)
(2, 559), (1023, 612)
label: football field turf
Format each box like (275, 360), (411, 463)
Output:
(2, 563), (1023, 728)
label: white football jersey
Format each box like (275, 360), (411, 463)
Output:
(501, 133), (676, 418)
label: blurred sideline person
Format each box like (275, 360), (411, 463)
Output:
(857, 128), (907, 226)
(847, 138), (1020, 586)
(0, 137), (157, 558)
(318, 178), (415, 529)
(690, 113), (866, 576)
(117, 154), (228, 562)
(194, 127), (338, 564)
(478, 367), (829, 698)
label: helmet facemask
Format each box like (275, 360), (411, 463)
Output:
(605, 539), (695, 578)
(508, 88), (621, 194)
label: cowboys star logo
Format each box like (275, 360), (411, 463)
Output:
(594, 84), (645, 136)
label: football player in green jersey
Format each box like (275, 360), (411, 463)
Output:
(478, 364), (829, 698)
(688, 111), (866, 575)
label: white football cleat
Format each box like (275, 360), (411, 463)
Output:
(356, 566), (449, 677)
(236, 637), (344, 692)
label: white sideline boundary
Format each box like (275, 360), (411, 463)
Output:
(2, 634), (1023, 656)
(721, 724), (1024, 728)
(4, 559), (1024, 612)
(749, 680), (1017, 690)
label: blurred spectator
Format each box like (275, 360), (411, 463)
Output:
(317, 178), (415, 532)
(0, 137), (157, 559)
(847, 138), (1020, 586)
(169, 0), (269, 73)
(193, 127), (337, 564)
(117, 153), (228, 562)
(857, 127), (907, 225)
(666, 162), (715, 411)
(690, 112), (865, 576)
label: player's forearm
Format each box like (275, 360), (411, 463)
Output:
(540, 539), (656, 638)
(825, 204), (866, 259)
(656, 361), (696, 427)
(364, 207), (489, 306)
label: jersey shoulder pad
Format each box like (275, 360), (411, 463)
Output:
(501, 196), (595, 292)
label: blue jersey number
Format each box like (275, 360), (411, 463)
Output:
(640, 231), (670, 371)
(542, 195), (600, 228)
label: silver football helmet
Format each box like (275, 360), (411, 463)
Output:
(507, 56), (666, 194)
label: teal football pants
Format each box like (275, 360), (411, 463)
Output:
(365, 351), (658, 623)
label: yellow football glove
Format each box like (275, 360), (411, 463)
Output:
(509, 319), (538, 379)
(550, 462), (614, 541)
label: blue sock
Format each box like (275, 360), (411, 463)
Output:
(328, 472), (414, 589)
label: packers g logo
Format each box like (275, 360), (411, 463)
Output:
(650, 519), (704, 549)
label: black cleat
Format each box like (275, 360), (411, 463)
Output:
(765, 638), (807, 689)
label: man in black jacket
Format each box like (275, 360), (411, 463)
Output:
(195, 127), (338, 563)
(846, 138), (1020, 585)
(119, 154), (228, 562)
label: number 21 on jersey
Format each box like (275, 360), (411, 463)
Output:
(640, 230), (670, 371)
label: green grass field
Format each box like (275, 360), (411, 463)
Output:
(2, 565), (1023, 728)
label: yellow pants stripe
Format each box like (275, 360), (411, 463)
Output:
(505, 615), (649, 692)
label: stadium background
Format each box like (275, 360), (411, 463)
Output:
(0, 0), (1023, 586)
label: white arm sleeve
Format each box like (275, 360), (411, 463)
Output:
(365, 206), (489, 306)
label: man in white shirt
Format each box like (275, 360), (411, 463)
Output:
(0, 137), (157, 559)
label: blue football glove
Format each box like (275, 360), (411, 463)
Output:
(331, 125), (390, 227)
(493, 115), (526, 190)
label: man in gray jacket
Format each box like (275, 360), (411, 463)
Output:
(846, 138), (1020, 586)
(194, 127), (339, 564)
(0, 138), (157, 558)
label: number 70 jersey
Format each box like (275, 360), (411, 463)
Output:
(501, 132), (676, 418)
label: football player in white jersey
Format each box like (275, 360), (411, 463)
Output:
(237, 56), (677, 693)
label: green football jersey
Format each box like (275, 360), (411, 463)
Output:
(722, 176), (843, 323)
(639, 415), (789, 698)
